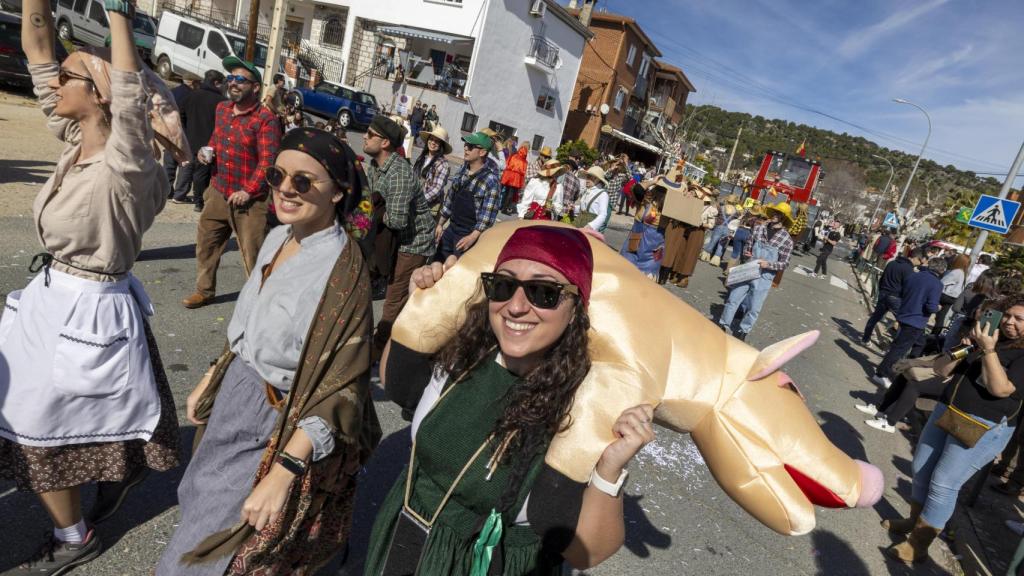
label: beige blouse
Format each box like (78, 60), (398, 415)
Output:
(30, 63), (167, 281)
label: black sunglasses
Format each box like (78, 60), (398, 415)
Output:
(481, 272), (578, 309)
(58, 68), (94, 87)
(464, 143), (481, 151)
(266, 166), (326, 194)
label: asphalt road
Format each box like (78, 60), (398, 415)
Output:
(0, 92), (959, 575)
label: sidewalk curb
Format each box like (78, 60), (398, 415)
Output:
(949, 507), (991, 576)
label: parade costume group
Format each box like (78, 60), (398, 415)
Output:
(24, 3), (1015, 574)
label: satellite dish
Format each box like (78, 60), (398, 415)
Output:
(599, 103), (610, 115)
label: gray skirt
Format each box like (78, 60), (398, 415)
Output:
(156, 357), (279, 576)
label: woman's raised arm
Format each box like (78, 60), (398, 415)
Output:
(21, 0), (55, 64)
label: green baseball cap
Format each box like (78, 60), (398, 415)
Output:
(222, 55), (262, 84)
(462, 131), (493, 152)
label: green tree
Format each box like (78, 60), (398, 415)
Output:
(695, 155), (720, 186)
(556, 140), (598, 165)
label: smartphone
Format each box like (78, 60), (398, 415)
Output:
(980, 309), (1003, 336)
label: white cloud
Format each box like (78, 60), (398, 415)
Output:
(838, 0), (952, 58)
(891, 43), (976, 91)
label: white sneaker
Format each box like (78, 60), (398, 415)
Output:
(1007, 520), (1024, 536)
(855, 403), (879, 416)
(865, 418), (896, 433)
(872, 374), (893, 389)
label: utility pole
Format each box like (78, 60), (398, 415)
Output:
(244, 0), (260, 62)
(723, 125), (743, 180)
(260, 0), (287, 93)
(968, 139), (1024, 269)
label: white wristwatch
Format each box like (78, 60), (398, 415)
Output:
(589, 467), (628, 497)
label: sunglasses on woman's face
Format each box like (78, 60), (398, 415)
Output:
(480, 272), (578, 310)
(266, 166), (325, 194)
(58, 68), (94, 87)
(464, 143), (481, 152)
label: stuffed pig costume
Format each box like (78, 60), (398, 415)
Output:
(390, 220), (883, 536)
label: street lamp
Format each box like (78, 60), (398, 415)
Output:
(892, 98), (932, 227)
(870, 153), (894, 226)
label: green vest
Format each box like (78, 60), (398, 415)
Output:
(364, 356), (559, 575)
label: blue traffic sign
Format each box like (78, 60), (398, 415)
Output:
(968, 194), (1021, 235)
(882, 212), (899, 228)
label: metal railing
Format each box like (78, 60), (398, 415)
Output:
(526, 35), (559, 68)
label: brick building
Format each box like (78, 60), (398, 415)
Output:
(561, 2), (695, 166)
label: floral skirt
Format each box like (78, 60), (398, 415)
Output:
(0, 322), (180, 492)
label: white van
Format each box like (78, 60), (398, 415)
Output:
(153, 11), (290, 84)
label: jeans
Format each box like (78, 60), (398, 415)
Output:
(720, 273), (772, 334)
(704, 226), (728, 258)
(943, 313), (967, 352)
(876, 324), (925, 379)
(862, 292), (901, 343)
(173, 160), (195, 201)
(911, 403), (1015, 528)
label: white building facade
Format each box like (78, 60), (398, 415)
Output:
(186, 0), (591, 157)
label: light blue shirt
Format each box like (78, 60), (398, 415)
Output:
(227, 221), (347, 460)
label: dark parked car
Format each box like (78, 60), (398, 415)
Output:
(288, 81), (377, 129)
(0, 11), (70, 89)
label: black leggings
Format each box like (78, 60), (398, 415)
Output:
(814, 250), (830, 275)
(876, 374), (947, 425)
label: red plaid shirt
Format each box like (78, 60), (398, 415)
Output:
(209, 100), (280, 199)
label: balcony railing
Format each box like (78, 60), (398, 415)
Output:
(525, 35), (560, 69)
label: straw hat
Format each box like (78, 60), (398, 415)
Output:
(538, 146), (554, 158)
(538, 159), (564, 178)
(582, 165), (609, 186)
(766, 202), (795, 227)
(419, 125), (452, 155)
(480, 127), (499, 139)
(724, 193), (741, 205)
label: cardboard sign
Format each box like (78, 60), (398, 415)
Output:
(662, 190), (705, 226)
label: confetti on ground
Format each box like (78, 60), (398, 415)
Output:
(635, 437), (708, 494)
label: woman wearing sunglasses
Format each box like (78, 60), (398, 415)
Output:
(156, 129), (380, 575)
(413, 125), (452, 208)
(2, 1), (188, 573)
(364, 225), (654, 575)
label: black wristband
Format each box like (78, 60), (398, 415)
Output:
(275, 451), (308, 476)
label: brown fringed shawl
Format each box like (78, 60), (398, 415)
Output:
(183, 238), (381, 574)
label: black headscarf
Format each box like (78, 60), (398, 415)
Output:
(279, 128), (363, 217)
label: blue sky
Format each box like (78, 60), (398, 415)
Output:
(598, 0), (1024, 184)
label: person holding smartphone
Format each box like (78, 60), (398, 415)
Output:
(879, 295), (1024, 565)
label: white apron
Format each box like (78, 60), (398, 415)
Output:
(0, 268), (161, 447)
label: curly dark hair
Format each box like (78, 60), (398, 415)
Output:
(437, 284), (591, 511)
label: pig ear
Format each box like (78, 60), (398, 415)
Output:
(746, 331), (820, 381)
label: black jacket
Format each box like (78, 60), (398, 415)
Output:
(180, 82), (226, 151)
(878, 255), (916, 296)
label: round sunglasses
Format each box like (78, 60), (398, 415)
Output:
(58, 68), (94, 87)
(480, 272), (578, 309)
(265, 166), (328, 194)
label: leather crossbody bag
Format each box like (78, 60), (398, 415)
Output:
(936, 372), (1021, 447)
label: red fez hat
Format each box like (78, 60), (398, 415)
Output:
(495, 226), (594, 306)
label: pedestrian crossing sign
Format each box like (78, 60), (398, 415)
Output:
(968, 194), (1021, 234)
(882, 212), (899, 228)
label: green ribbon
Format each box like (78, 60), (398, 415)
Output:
(470, 508), (503, 576)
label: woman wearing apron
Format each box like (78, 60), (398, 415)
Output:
(620, 181), (666, 280)
(157, 129), (380, 575)
(2, 1), (187, 573)
(368, 225), (655, 575)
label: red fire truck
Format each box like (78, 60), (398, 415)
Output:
(749, 151), (823, 205)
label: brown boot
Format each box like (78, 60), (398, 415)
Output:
(674, 276), (690, 288)
(881, 501), (923, 534)
(182, 292), (214, 309)
(885, 517), (940, 564)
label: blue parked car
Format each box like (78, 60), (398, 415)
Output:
(288, 81), (378, 129)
